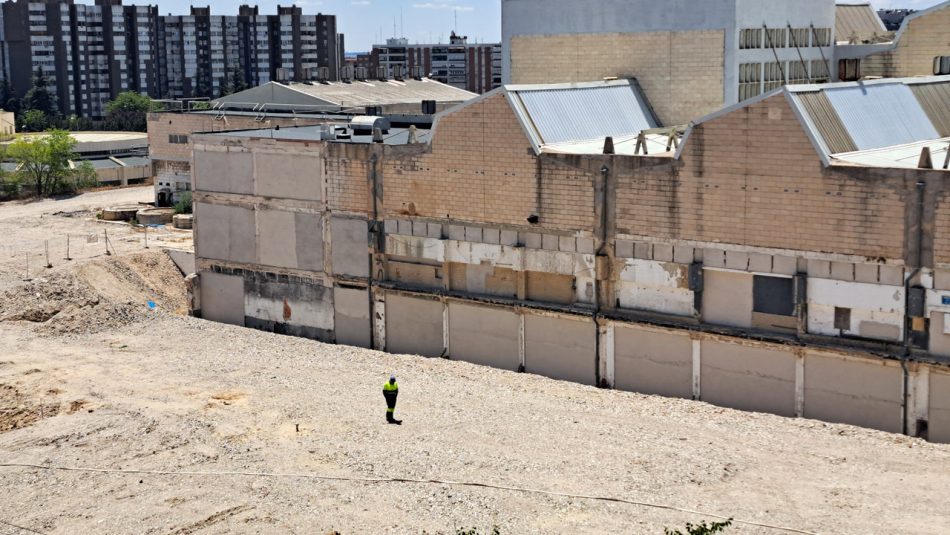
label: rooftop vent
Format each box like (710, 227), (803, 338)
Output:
(411, 66), (425, 80)
(276, 67), (292, 83)
(341, 65), (354, 83)
(377, 66), (389, 81)
(355, 66), (368, 81)
(393, 65), (405, 81)
(350, 116), (390, 136)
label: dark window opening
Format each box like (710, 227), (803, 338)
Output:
(834, 307), (851, 331)
(753, 275), (795, 316)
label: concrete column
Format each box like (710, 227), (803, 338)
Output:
(908, 363), (931, 438)
(691, 337), (702, 400)
(600, 322), (615, 387)
(442, 299), (451, 358)
(795, 349), (806, 417)
(518, 312), (526, 372)
(372, 292), (386, 351)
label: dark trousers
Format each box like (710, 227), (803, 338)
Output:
(384, 391), (398, 421)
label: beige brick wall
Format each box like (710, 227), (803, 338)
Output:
(327, 144), (372, 215)
(935, 194), (950, 265)
(860, 5), (950, 77)
(615, 94), (908, 260)
(510, 30), (725, 125)
(147, 112), (329, 161)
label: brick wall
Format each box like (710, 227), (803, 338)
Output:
(147, 112), (330, 162)
(935, 193), (950, 266)
(327, 144), (372, 215)
(861, 5), (950, 77)
(615, 94), (909, 260)
(509, 30), (725, 125)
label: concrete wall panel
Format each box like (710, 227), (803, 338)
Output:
(195, 203), (256, 264)
(386, 294), (445, 357)
(614, 326), (693, 398)
(199, 272), (245, 326)
(448, 303), (521, 371)
(295, 212), (325, 272)
(701, 340), (796, 417)
(334, 287), (371, 348)
(257, 209), (298, 269)
(804, 352), (903, 434)
(255, 152), (323, 202)
(929, 371), (950, 444)
(702, 270), (753, 328)
(244, 276), (334, 341)
(524, 314), (597, 385)
(331, 217), (369, 278)
(808, 279), (905, 342)
(194, 149), (253, 194)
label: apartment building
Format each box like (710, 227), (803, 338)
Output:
(188, 76), (950, 443)
(501, 0), (837, 124)
(0, 1), (344, 117)
(370, 32), (501, 94)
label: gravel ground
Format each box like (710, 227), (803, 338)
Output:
(1, 190), (950, 534)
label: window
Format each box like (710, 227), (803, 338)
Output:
(834, 307), (851, 331)
(168, 134), (189, 144)
(934, 56), (950, 75)
(789, 28), (810, 48)
(738, 62), (761, 101)
(753, 276), (796, 317)
(812, 28), (832, 47)
(764, 61), (785, 91)
(811, 60), (830, 83)
(739, 28), (762, 49)
(839, 59), (861, 81)
(788, 61), (809, 84)
(765, 28), (786, 48)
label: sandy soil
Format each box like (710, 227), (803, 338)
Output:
(1, 190), (949, 535)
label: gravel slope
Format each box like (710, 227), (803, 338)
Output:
(1, 313), (949, 534)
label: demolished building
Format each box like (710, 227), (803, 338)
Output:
(189, 75), (950, 443)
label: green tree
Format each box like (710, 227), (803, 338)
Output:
(20, 109), (47, 132)
(226, 64), (247, 95)
(7, 130), (83, 197)
(103, 91), (151, 132)
(0, 78), (20, 114)
(23, 68), (58, 117)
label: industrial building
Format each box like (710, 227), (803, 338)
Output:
(501, 0), (837, 124)
(2, 131), (150, 185)
(148, 77), (476, 206)
(835, 1), (950, 80)
(0, 1), (344, 118)
(188, 75), (950, 443)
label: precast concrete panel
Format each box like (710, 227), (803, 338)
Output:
(255, 152), (323, 202)
(702, 270), (753, 328)
(386, 294), (445, 357)
(701, 340), (796, 417)
(257, 209), (298, 269)
(930, 371), (950, 444)
(614, 326), (693, 398)
(331, 217), (369, 278)
(199, 272), (245, 326)
(334, 287), (371, 348)
(244, 276), (334, 341)
(195, 203), (256, 264)
(524, 314), (597, 385)
(193, 149), (253, 194)
(295, 212), (325, 272)
(804, 352), (903, 434)
(448, 303), (521, 371)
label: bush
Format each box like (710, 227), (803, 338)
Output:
(665, 519), (733, 535)
(174, 191), (193, 214)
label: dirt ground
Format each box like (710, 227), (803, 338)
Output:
(1, 190), (950, 535)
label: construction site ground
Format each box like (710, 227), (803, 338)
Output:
(1, 188), (949, 535)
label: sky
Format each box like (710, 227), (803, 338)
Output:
(149, 0), (942, 52)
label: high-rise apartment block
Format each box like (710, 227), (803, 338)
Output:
(369, 32), (501, 94)
(0, 0), (343, 118)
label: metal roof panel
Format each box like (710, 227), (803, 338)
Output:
(823, 83), (939, 151)
(910, 82), (950, 138)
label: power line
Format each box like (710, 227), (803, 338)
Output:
(0, 462), (816, 534)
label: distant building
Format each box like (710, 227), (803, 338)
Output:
(501, 0), (837, 125)
(368, 32), (501, 94)
(878, 8), (916, 31)
(0, 1), (345, 118)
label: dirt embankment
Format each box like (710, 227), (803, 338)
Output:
(0, 251), (187, 336)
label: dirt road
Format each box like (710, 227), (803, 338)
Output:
(1, 191), (949, 534)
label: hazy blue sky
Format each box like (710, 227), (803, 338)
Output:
(149, 0), (943, 52)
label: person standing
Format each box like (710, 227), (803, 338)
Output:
(383, 375), (402, 425)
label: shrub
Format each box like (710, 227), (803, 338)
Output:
(174, 191), (193, 214)
(665, 519), (733, 535)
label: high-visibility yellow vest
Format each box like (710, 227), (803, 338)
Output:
(383, 381), (398, 392)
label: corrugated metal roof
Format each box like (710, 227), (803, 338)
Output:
(823, 83), (939, 150)
(792, 91), (858, 154)
(215, 79), (476, 109)
(835, 3), (889, 43)
(832, 137), (950, 169)
(508, 79), (659, 147)
(910, 82), (950, 137)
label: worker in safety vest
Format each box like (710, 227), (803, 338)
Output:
(383, 375), (402, 425)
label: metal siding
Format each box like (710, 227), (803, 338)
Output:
(514, 83), (658, 145)
(794, 91), (857, 154)
(911, 83), (950, 138)
(824, 84), (939, 151)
